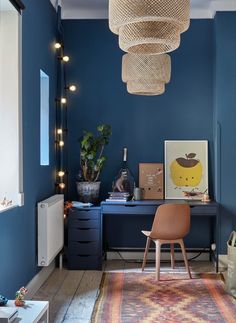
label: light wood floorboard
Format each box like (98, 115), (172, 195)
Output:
(49, 270), (84, 322)
(32, 268), (68, 302)
(63, 271), (103, 322)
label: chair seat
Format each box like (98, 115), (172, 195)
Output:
(141, 204), (191, 281)
(141, 230), (151, 237)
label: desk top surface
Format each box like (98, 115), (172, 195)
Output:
(101, 199), (218, 207)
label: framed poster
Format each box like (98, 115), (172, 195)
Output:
(165, 141), (208, 199)
(139, 163), (163, 199)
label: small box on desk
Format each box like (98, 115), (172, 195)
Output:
(0, 307), (18, 323)
(139, 163), (164, 199)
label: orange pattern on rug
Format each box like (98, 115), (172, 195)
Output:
(92, 273), (236, 323)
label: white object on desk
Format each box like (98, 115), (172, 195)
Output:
(72, 201), (93, 208)
(5, 301), (49, 323)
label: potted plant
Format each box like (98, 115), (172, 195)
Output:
(76, 124), (112, 203)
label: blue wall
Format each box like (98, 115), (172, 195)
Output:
(214, 12), (236, 253)
(63, 19), (214, 200)
(0, 0), (57, 297)
(63, 19), (214, 249)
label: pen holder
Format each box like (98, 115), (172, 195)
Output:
(133, 187), (144, 200)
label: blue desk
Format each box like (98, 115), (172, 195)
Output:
(101, 200), (219, 271)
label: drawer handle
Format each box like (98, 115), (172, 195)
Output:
(77, 228), (90, 231)
(78, 255), (90, 257)
(78, 219), (90, 221)
(124, 205), (137, 207)
(77, 241), (92, 244)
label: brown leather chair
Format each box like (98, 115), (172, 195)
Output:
(141, 204), (192, 281)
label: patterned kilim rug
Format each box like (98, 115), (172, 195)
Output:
(91, 273), (236, 323)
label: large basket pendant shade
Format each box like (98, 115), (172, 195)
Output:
(119, 21), (181, 54)
(127, 81), (165, 96)
(122, 53), (171, 96)
(109, 0), (190, 54)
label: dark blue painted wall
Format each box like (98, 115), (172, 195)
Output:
(63, 19), (214, 249)
(63, 19), (214, 200)
(214, 12), (236, 253)
(0, 0), (57, 297)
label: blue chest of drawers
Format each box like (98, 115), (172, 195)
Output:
(67, 207), (102, 270)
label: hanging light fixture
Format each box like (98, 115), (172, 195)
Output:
(122, 53), (171, 96)
(109, 0), (190, 54)
(119, 21), (181, 54)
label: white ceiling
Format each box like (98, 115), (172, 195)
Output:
(50, 0), (236, 19)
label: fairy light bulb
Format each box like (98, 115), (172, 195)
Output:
(58, 171), (65, 177)
(59, 183), (65, 189)
(62, 56), (70, 62)
(57, 129), (63, 135)
(55, 42), (62, 49)
(61, 97), (67, 104)
(69, 85), (76, 92)
(59, 140), (64, 147)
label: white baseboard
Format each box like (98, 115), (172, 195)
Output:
(106, 250), (209, 261)
(25, 260), (56, 299)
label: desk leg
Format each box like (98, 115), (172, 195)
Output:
(216, 209), (219, 273)
(209, 218), (214, 262)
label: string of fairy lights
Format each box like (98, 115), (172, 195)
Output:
(54, 41), (77, 196)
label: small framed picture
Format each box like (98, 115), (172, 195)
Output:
(165, 140), (208, 200)
(139, 163), (163, 199)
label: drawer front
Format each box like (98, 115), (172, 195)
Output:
(190, 206), (218, 216)
(68, 255), (102, 270)
(69, 209), (100, 220)
(68, 241), (101, 255)
(102, 204), (157, 215)
(69, 228), (100, 241)
(69, 218), (100, 229)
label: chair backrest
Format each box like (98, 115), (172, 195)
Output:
(150, 204), (190, 240)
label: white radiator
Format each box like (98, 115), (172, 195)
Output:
(38, 194), (64, 266)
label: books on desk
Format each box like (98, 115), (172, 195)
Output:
(106, 192), (130, 202)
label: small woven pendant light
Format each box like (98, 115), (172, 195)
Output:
(109, 0), (190, 54)
(122, 53), (171, 96)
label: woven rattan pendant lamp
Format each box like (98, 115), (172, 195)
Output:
(122, 53), (171, 96)
(109, 0), (190, 54)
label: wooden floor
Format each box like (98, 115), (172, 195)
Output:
(33, 260), (218, 323)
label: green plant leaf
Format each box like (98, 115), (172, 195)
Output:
(79, 124), (112, 181)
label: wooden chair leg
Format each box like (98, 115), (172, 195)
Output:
(142, 237), (151, 272)
(179, 239), (192, 279)
(155, 241), (161, 281)
(170, 243), (175, 269)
